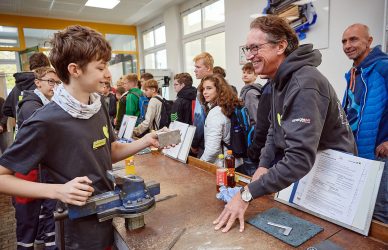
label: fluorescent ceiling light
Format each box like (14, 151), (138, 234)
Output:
(85, 0), (120, 9)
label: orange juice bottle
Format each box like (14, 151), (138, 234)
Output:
(125, 156), (136, 175)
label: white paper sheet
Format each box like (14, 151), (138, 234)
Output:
(297, 150), (364, 225)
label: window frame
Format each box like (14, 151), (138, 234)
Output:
(142, 23), (167, 69)
(181, 0), (225, 73)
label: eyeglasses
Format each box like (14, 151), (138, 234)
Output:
(242, 42), (274, 56)
(38, 79), (61, 86)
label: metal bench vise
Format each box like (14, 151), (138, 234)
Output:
(68, 170), (160, 230)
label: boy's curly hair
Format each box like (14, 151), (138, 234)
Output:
(198, 74), (241, 117)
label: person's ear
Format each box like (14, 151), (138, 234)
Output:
(277, 40), (288, 55)
(68, 63), (82, 78)
(367, 36), (373, 48)
(34, 79), (41, 89)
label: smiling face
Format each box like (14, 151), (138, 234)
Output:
(76, 60), (112, 93)
(342, 24), (372, 66)
(202, 80), (217, 103)
(245, 28), (286, 79)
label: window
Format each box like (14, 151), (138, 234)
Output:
(0, 26), (19, 48)
(205, 32), (225, 68)
(182, 0), (224, 35)
(182, 0), (225, 78)
(184, 39), (202, 79)
(23, 28), (58, 48)
(144, 53), (155, 69)
(106, 34), (136, 51)
(109, 53), (137, 86)
(203, 0), (225, 28)
(154, 26), (166, 46)
(155, 49), (167, 69)
(183, 9), (201, 35)
(143, 31), (154, 50)
(142, 24), (167, 69)
(0, 51), (17, 91)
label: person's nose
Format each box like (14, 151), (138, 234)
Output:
(246, 53), (254, 61)
(105, 68), (112, 79)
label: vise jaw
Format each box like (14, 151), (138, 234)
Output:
(68, 170), (160, 224)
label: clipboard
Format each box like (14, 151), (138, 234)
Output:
(275, 149), (385, 236)
(162, 121), (196, 163)
(118, 115), (137, 140)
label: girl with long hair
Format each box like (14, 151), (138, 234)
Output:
(198, 74), (241, 163)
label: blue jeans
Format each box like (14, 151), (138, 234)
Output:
(373, 157), (388, 223)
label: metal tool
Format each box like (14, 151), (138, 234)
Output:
(68, 170), (160, 230)
(267, 221), (293, 236)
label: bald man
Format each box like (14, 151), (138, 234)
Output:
(342, 23), (388, 223)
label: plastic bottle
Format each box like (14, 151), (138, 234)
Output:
(225, 150), (236, 187)
(216, 154), (227, 192)
(125, 156), (136, 175)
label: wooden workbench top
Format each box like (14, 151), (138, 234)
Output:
(113, 153), (387, 250)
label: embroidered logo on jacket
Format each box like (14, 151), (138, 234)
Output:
(103, 125), (109, 139)
(292, 118), (311, 124)
(277, 113), (282, 126)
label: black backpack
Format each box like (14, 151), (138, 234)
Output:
(224, 105), (253, 158)
(154, 96), (173, 129)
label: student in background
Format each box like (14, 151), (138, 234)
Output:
(15, 67), (60, 249)
(198, 74), (240, 163)
(3, 52), (50, 120)
(191, 52), (214, 158)
(115, 74), (141, 130)
(213, 66), (238, 95)
(133, 79), (163, 136)
(100, 81), (116, 126)
(140, 72), (154, 90)
(171, 73), (196, 125)
(0, 25), (162, 249)
(114, 86), (126, 128)
(124, 73), (143, 117)
(239, 62), (261, 125)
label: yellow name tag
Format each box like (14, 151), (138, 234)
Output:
(93, 138), (106, 150)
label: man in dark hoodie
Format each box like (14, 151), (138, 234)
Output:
(342, 24), (388, 223)
(15, 66), (60, 249)
(171, 73), (197, 125)
(213, 15), (357, 233)
(3, 52), (50, 119)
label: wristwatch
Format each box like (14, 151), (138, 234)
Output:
(240, 187), (253, 203)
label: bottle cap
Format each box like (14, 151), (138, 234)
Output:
(227, 150), (233, 155)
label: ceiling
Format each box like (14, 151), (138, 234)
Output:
(0, 0), (187, 25)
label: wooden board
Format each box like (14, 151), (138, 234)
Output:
(113, 153), (387, 249)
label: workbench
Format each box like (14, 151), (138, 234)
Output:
(113, 152), (387, 249)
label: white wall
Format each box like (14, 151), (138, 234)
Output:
(138, 0), (386, 98)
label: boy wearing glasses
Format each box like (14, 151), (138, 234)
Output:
(0, 25), (161, 249)
(13, 66), (60, 249)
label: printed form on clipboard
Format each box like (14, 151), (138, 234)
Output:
(162, 121), (196, 163)
(275, 149), (385, 236)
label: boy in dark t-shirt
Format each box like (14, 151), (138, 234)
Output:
(0, 25), (161, 250)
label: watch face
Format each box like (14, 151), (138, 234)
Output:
(242, 190), (252, 202)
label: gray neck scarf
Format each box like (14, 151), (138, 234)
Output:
(33, 88), (50, 106)
(52, 84), (101, 119)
